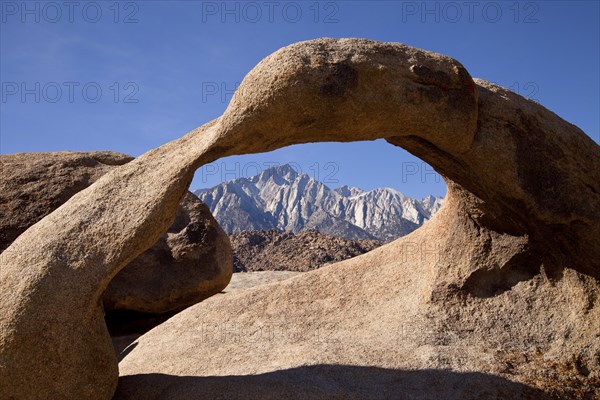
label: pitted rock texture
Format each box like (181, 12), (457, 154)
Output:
(0, 151), (233, 315)
(224, 271), (303, 292)
(1, 38), (598, 399)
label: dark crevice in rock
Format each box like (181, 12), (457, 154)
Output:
(105, 308), (182, 337)
(462, 250), (542, 298)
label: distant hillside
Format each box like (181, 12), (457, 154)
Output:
(229, 229), (383, 272)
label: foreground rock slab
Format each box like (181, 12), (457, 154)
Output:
(224, 271), (303, 292)
(1, 38), (598, 399)
(117, 213), (600, 399)
(111, 271), (302, 355)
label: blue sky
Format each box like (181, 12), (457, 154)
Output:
(1, 1), (598, 198)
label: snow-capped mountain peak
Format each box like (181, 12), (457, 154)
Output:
(194, 164), (443, 241)
(334, 185), (365, 197)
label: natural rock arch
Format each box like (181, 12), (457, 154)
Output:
(1, 38), (598, 399)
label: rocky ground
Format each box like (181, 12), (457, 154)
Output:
(230, 229), (383, 272)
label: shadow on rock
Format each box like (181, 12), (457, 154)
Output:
(115, 364), (553, 400)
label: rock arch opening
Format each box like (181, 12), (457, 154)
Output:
(193, 140), (447, 273)
(192, 140), (446, 238)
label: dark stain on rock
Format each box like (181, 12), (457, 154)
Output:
(509, 119), (569, 217)
(318, 63), (359, 97)
(296, 117), (317, 128)
(421, 86), (443, 103)
(410, 64), (453, 87)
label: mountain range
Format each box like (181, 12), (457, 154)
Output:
(194, 164), (443, 241)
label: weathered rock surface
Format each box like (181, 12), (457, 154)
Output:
(224, 271), (303, 292)
(0, 151), (233, 315)
(1, 38), (599, 399)
(230, 229), (382, 272)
